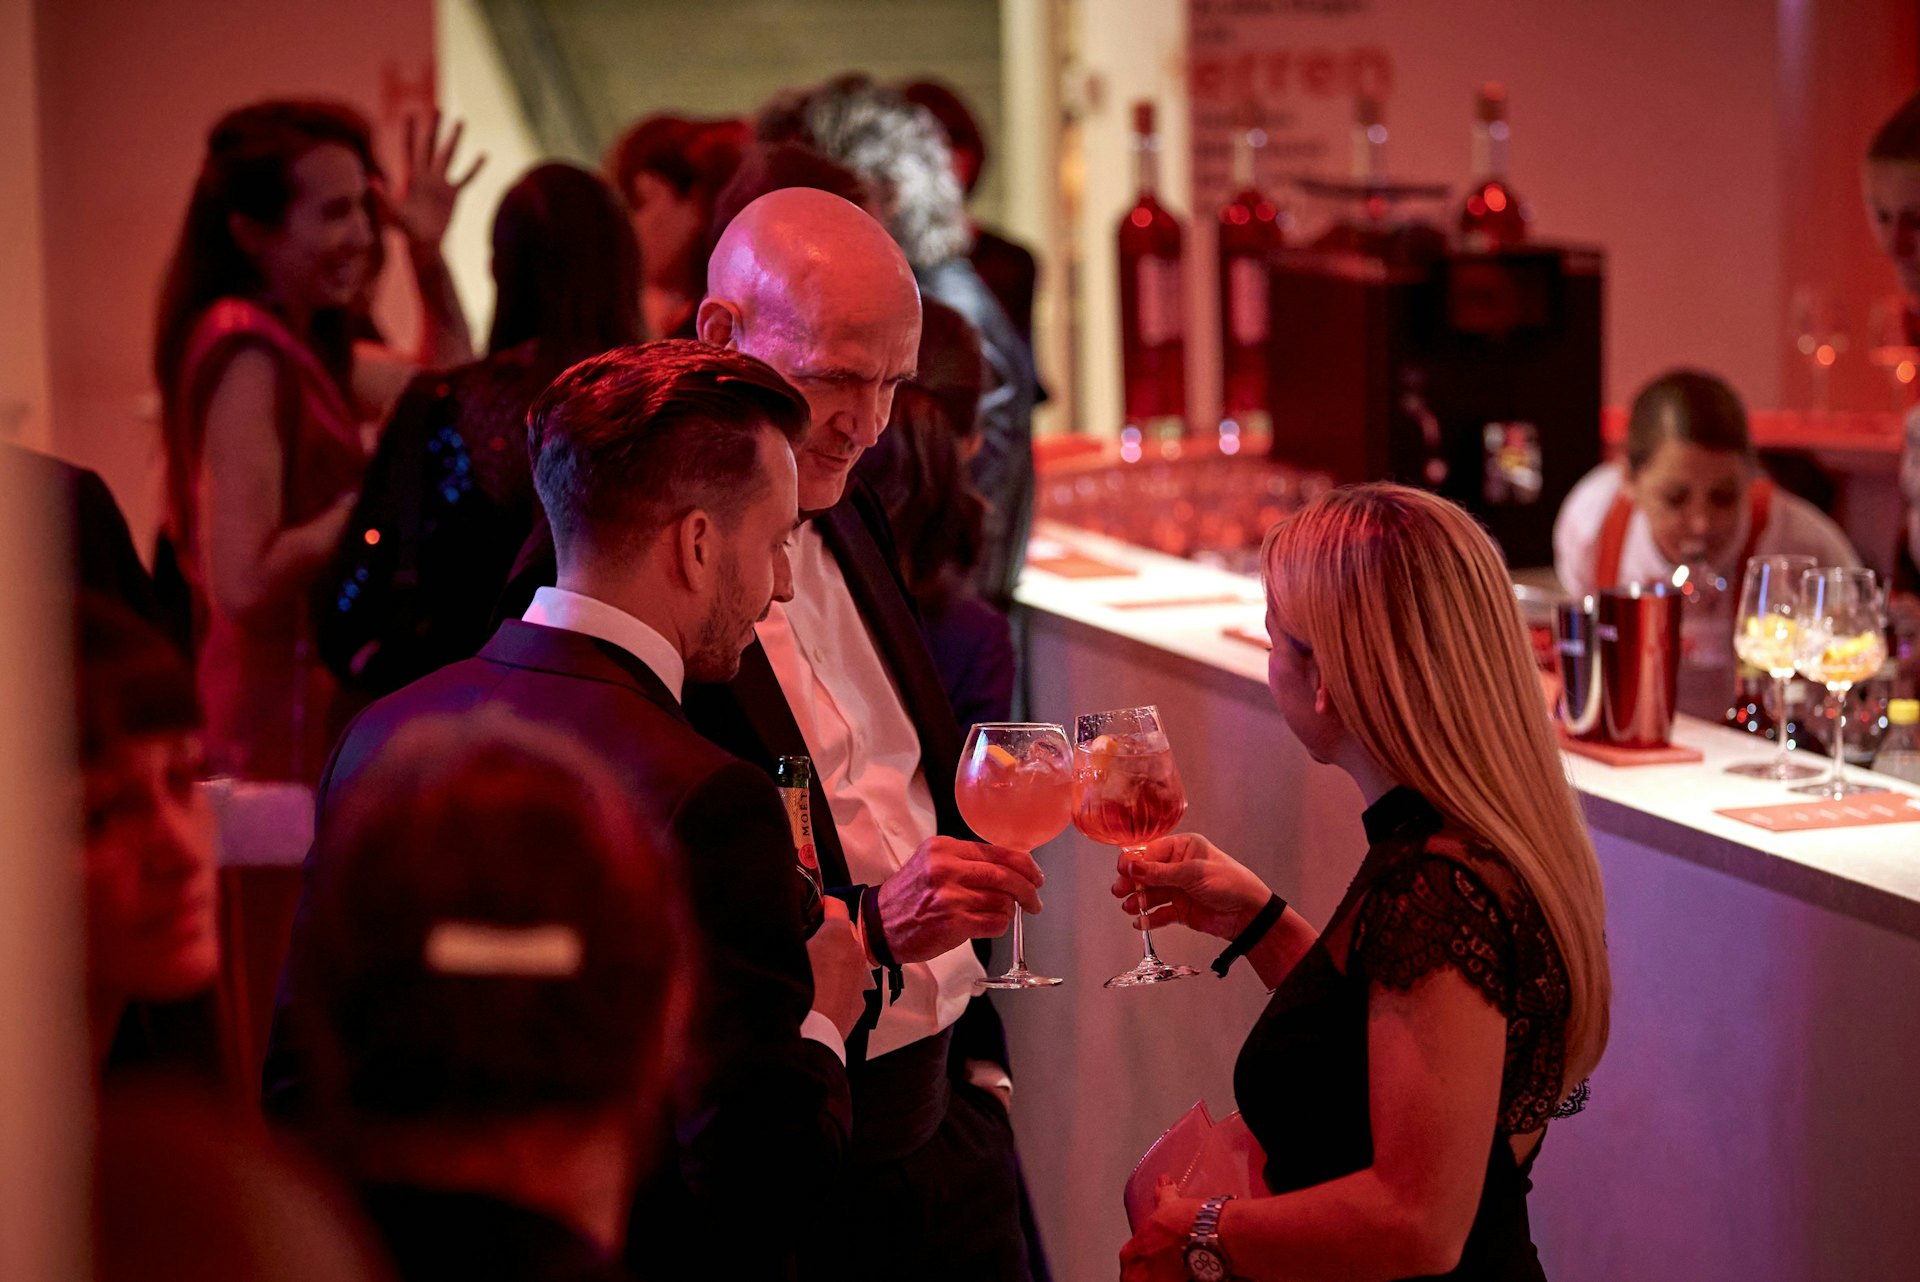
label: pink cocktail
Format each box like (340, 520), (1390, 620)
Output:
(1071, 706), (1199, 988)
(956, 723), (1072, 990)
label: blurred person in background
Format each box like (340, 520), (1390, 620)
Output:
(153, 100), (481, 782)
(1553, 369), (1859, 602)
(316, 162), (640, 695)
(608, 114), (751, 339)
(1863, 88), (1920, 684)
(1, 443), (158, 622)
(899, 78), (1041, 355)
(761, 76), (1038, 611)
(296, 711), (690, 1282)
(76, 595), (224, 1086)
(870, 382), (1012, 731)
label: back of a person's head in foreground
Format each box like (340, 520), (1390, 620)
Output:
(298, 709), (690, 1139)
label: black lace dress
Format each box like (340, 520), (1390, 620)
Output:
(1234, 787), (1583, 1281)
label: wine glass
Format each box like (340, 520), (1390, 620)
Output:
(955, 723), (1073, 989)
(1791, 286), (1848, 418)
(1727, 555), (1821, 780)
(1791, 567), (1890, 798)
(1070, 705), (1199, 988)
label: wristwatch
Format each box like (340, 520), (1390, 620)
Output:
(1184, 1193), (1236, 1282)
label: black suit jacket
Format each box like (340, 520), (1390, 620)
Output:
(496, 481), (1014, 1072)
(683, 480), (1012, 1074)
(263, 621), (850, 1281)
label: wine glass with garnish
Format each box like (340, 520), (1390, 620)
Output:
(1071, 705), (1199, 988)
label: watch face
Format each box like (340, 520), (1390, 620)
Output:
(1184, 1245), (1228, 1282)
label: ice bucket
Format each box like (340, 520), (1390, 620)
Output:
(1595, 582), (1683, 749)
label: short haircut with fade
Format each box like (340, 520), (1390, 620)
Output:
(526, 339), (808, 557)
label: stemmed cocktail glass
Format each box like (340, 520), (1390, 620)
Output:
(1727, 554), (1820, 780)
(1071, 705), (1199, 988)
(955, 723), (1073, 989)
(1791, 567), (1889, 799)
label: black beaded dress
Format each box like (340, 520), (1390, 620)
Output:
(1233, 787), (1585, 1281)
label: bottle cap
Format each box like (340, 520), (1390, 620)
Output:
(1354, 94), (1384, 127)
(1890, 698), (1919, 726)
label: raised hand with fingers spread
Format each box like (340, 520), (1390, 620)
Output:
(379, 111), (486, 250)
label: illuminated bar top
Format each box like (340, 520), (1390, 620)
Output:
(1017, 519), (1920, 939)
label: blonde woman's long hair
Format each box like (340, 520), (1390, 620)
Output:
(1263, 483), (1610, 1092)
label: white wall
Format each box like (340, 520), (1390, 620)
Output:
(436, 0), (544, 346)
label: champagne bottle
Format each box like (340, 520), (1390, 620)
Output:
(775, 755), (826, 936)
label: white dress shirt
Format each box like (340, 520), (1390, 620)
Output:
(755, 526), (985, 1060)
(523, 585), (845, 1065)
(1553, 462), (1862, 600)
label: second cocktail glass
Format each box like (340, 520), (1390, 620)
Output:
(1728, 554), (1820, 780)
(955, 723), (1074, 989)
(1071, 705), (1199, 988)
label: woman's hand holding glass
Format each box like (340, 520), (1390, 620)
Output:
(1110, 833), (1274, 942)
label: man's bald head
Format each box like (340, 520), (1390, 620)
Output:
(699, 188), (922, 512)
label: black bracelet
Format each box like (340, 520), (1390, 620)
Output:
(1211, 894), (1287, 978)
(860, 883), (905, 1001)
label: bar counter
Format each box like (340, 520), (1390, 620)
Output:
(1002, 520), (1920, 1282)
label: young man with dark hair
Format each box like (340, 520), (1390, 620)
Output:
(267, 340), (872, 1282)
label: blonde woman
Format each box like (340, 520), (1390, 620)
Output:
(1117, 484), (1610, 1282)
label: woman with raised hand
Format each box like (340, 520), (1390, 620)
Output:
(1117, 484), (1610, 1282)
(154, 100), (479, 781)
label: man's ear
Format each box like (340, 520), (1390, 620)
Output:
(673, 508), (716, 591)
(696, 299), (740, 349)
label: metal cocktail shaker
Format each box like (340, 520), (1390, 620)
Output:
(1553, 596), (1603, 740)
(1595, 583), (1683, 749)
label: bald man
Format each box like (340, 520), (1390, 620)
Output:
(685, 189), (1045, 1282)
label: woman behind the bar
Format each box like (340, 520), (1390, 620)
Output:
(1116, 484), (1610, 1282)
(1552, 368), (1859, 603)
(154, 100), (477, 782)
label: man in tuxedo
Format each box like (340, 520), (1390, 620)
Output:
(689, 188), (1047, 1281)
(264, 341), (872, 1281)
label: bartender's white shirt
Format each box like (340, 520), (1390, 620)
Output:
(755, 525), (985, 1060)
(1553, 462), (1860, 600)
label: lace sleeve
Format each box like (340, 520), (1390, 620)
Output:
(1349, 854), (1514, 1017)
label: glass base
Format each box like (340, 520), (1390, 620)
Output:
(1726, 758), (1823, 781)
(977, 968), (1064, 991)
(1104, 959), (1201, 989)
(1790, 777), (1882, 799)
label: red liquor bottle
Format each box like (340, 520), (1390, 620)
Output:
(1459, 83), (1530, 250)
(1216, 109), (1286, 448)
(1117, 100), (1187, 446)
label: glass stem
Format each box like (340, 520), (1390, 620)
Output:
(1009, 905), (1028, 974)
(1770, 675), (1791, 770)
(1829, 685), (1848, 788)
(1125, 844), (1166, 964)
